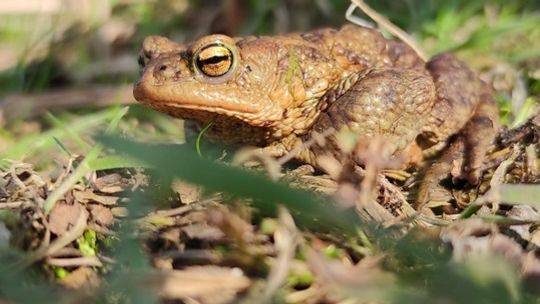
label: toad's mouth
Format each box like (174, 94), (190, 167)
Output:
(133, 80), (259, 115)
(150, 101), (257, 118)
(133, 81), (283, 127)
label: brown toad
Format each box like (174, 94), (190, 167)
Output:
(133, 24), (500, 207)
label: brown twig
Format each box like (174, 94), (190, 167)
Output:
(0, 201), (26, 209)
(46, 256), (103, 267)
(262, 207), (299, 301)
(347, 0), (428, 61)
(233, 148), (283, 181)
(276, 128), (336, 166)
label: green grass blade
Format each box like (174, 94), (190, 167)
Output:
(98, 134), (363, 235)
(105, 106), (130, 134)
(195, 120), (214, 158)
(500, 184), (540, 207)
(88, 155), (149, 171)
(2, 107), (120, 160)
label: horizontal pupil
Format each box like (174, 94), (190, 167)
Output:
(199, 55), (230, 65)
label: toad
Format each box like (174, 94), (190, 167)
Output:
(133, 24), (499, 208)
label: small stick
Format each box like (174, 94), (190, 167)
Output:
(346, 0), (428, 62)
(46, 256), (103, 267)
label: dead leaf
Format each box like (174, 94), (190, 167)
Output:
(93, 173), (128, 193)
(49, 202), (85, 236)
(60, 267), (100, 289)
(111, 207), (128, 217)
(88, 204), (114, 226)
(171, 179), (201, 204)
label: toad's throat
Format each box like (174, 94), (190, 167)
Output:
(139, 99), (278, 129)
(140, 102), (275, 145)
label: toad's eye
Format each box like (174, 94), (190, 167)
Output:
(194, 44), (235, 78)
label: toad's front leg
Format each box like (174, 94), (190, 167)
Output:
(304, 67), (436, 168)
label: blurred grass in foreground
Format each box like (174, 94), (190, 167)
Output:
(2, 133), (536, 303)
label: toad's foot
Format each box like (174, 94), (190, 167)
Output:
(416, 54), (499, 209)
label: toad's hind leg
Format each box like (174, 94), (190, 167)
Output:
(416, 54), (500, 208)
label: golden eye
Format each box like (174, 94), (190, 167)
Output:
(194, 44), (234, 78)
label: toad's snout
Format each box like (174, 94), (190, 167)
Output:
(149, 57), (184, 81)
(134, 56), (191, 102)
(133, 76), (151, 102)
(152, 59), (179, 79)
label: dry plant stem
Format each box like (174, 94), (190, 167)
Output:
(0, 201), (25, 209)
(40, 214), (52, 248)
(377, 175), (415, 217)
(460, 145), (520, 219)
(49, 247), (85, 257)
(382, 169), (411, 181)
(262, 207), (299, 301)
(374, 175), (439, 227)
(46, 256), (103, 267)
(415, 214), (451, 226)
(486, 147), (513, 162)
(277, 128), (336, 166)
(153, 204), (196, 218)
(347, 0), (428, 61)
(44, 147), (101, 213)
(143, 201), (211, 221)
(525, 144), (539, 177)
(233, 148), (282, 181)
(358, 164), (378, 212)
(51, 157), (75, 190)
(9, 170), (27, 190)
(355, 166), (395, 223)
(375, 175), (441, 227)
(149, 267), (251, 300)
(345, 4), (374, 28)
(487, 145), (521, 212)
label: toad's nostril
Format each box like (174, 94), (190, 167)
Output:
(153, 60), (177, 78)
